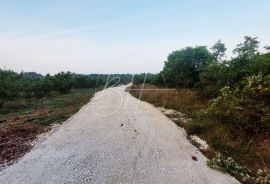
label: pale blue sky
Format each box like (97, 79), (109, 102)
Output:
(0, 0), (269, 74)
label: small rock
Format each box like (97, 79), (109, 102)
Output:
(156, 107), (166, 113)
(134, 129), (139, 134)
(163, 109), (177, 116)
(179, 117), (188, 124)
(190, 135), (209, 150)
(177, 112), (186, 117)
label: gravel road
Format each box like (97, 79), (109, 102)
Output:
(0, 85), (239, 184)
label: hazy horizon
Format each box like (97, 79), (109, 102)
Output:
(0, 0), (270, 75)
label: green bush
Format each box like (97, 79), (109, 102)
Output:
(162, 46), (212, 87)
(197, 63), (229, 97)
(208, 153), (270, 184)
(201, 73), (270, 136)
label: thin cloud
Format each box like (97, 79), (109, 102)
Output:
(30, 20), (120, 39)
(0, 20), (120, 41)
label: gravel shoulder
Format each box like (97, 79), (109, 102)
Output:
(0, 85), (239, 184)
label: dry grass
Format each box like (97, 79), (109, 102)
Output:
(129, 84), (208, 117)
(129, 84), (270, 175)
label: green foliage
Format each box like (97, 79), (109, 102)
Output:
(208, 153), (270, 184)
(233, 36), (260, 60)
(162, 46), (212, 87)
(0, 70), (16, 98)
(250, 53), (270, 75)
(36, 114), (68, 125)
(133, 73), (158, 85)
(143, 36), (268, 98)
(73, 75), (90, 88)
(0, 69), (133, 106)
(211, 40), (227, 61)
(52, 72), (73, 94)
(201, 73), (270, 137)
(197, 63), (229, 97)
(131, 36), (270, 174)
(224, 36), (261, 86)
(0, 69), (21, 107)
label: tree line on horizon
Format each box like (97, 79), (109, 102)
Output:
(0, 70), (132, 107)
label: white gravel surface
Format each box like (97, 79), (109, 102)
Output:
(0, 85), (239, 184)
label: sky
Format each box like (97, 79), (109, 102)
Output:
(0, 0), (269, 75)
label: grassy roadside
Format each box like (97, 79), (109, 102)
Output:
(0, 88), (99, 167)
(128, 84), (208, 118)
(129, 84), (270, 182)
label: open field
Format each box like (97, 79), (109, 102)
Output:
(0, 88), (99, 168)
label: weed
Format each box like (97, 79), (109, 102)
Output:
(208, 153), (270, 184)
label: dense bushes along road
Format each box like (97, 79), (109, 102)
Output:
(132, 36), (270, 176)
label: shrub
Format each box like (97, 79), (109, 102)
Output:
(208, 153), (270, 184)
(187, 122), (206, 135)
(201, 74), (270, 137)
(197, 63), (229, 98)
(3, 100), (26, 110)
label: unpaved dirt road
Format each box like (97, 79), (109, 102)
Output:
(0, 85), (239, 184)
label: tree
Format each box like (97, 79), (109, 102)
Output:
(211, 40), (227, 62)
(31, 79), (44, 98)
(198, 63), (229, 97)
(52, 72), (73, 94)
(233, 36), (260, 60)
(41, 74), (54, 94)
(73, 74), (89, 88)
(250, 53), (270, 75)
(227, 36), (261, 85)
(162, 46), (212, 87)
(0, 69), (21, 107)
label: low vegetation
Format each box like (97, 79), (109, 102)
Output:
(0, 89), (98, 168)
(208, 153), (270, 184)
(0, 70), (131, 168)
(130, 36), (270, 182)
(129, 84), (208, 118)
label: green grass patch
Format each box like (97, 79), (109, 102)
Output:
(0, 87), (101, 167)
(0, 88), (100, 126)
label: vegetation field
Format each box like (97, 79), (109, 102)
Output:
(0, 88), (98, 168)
